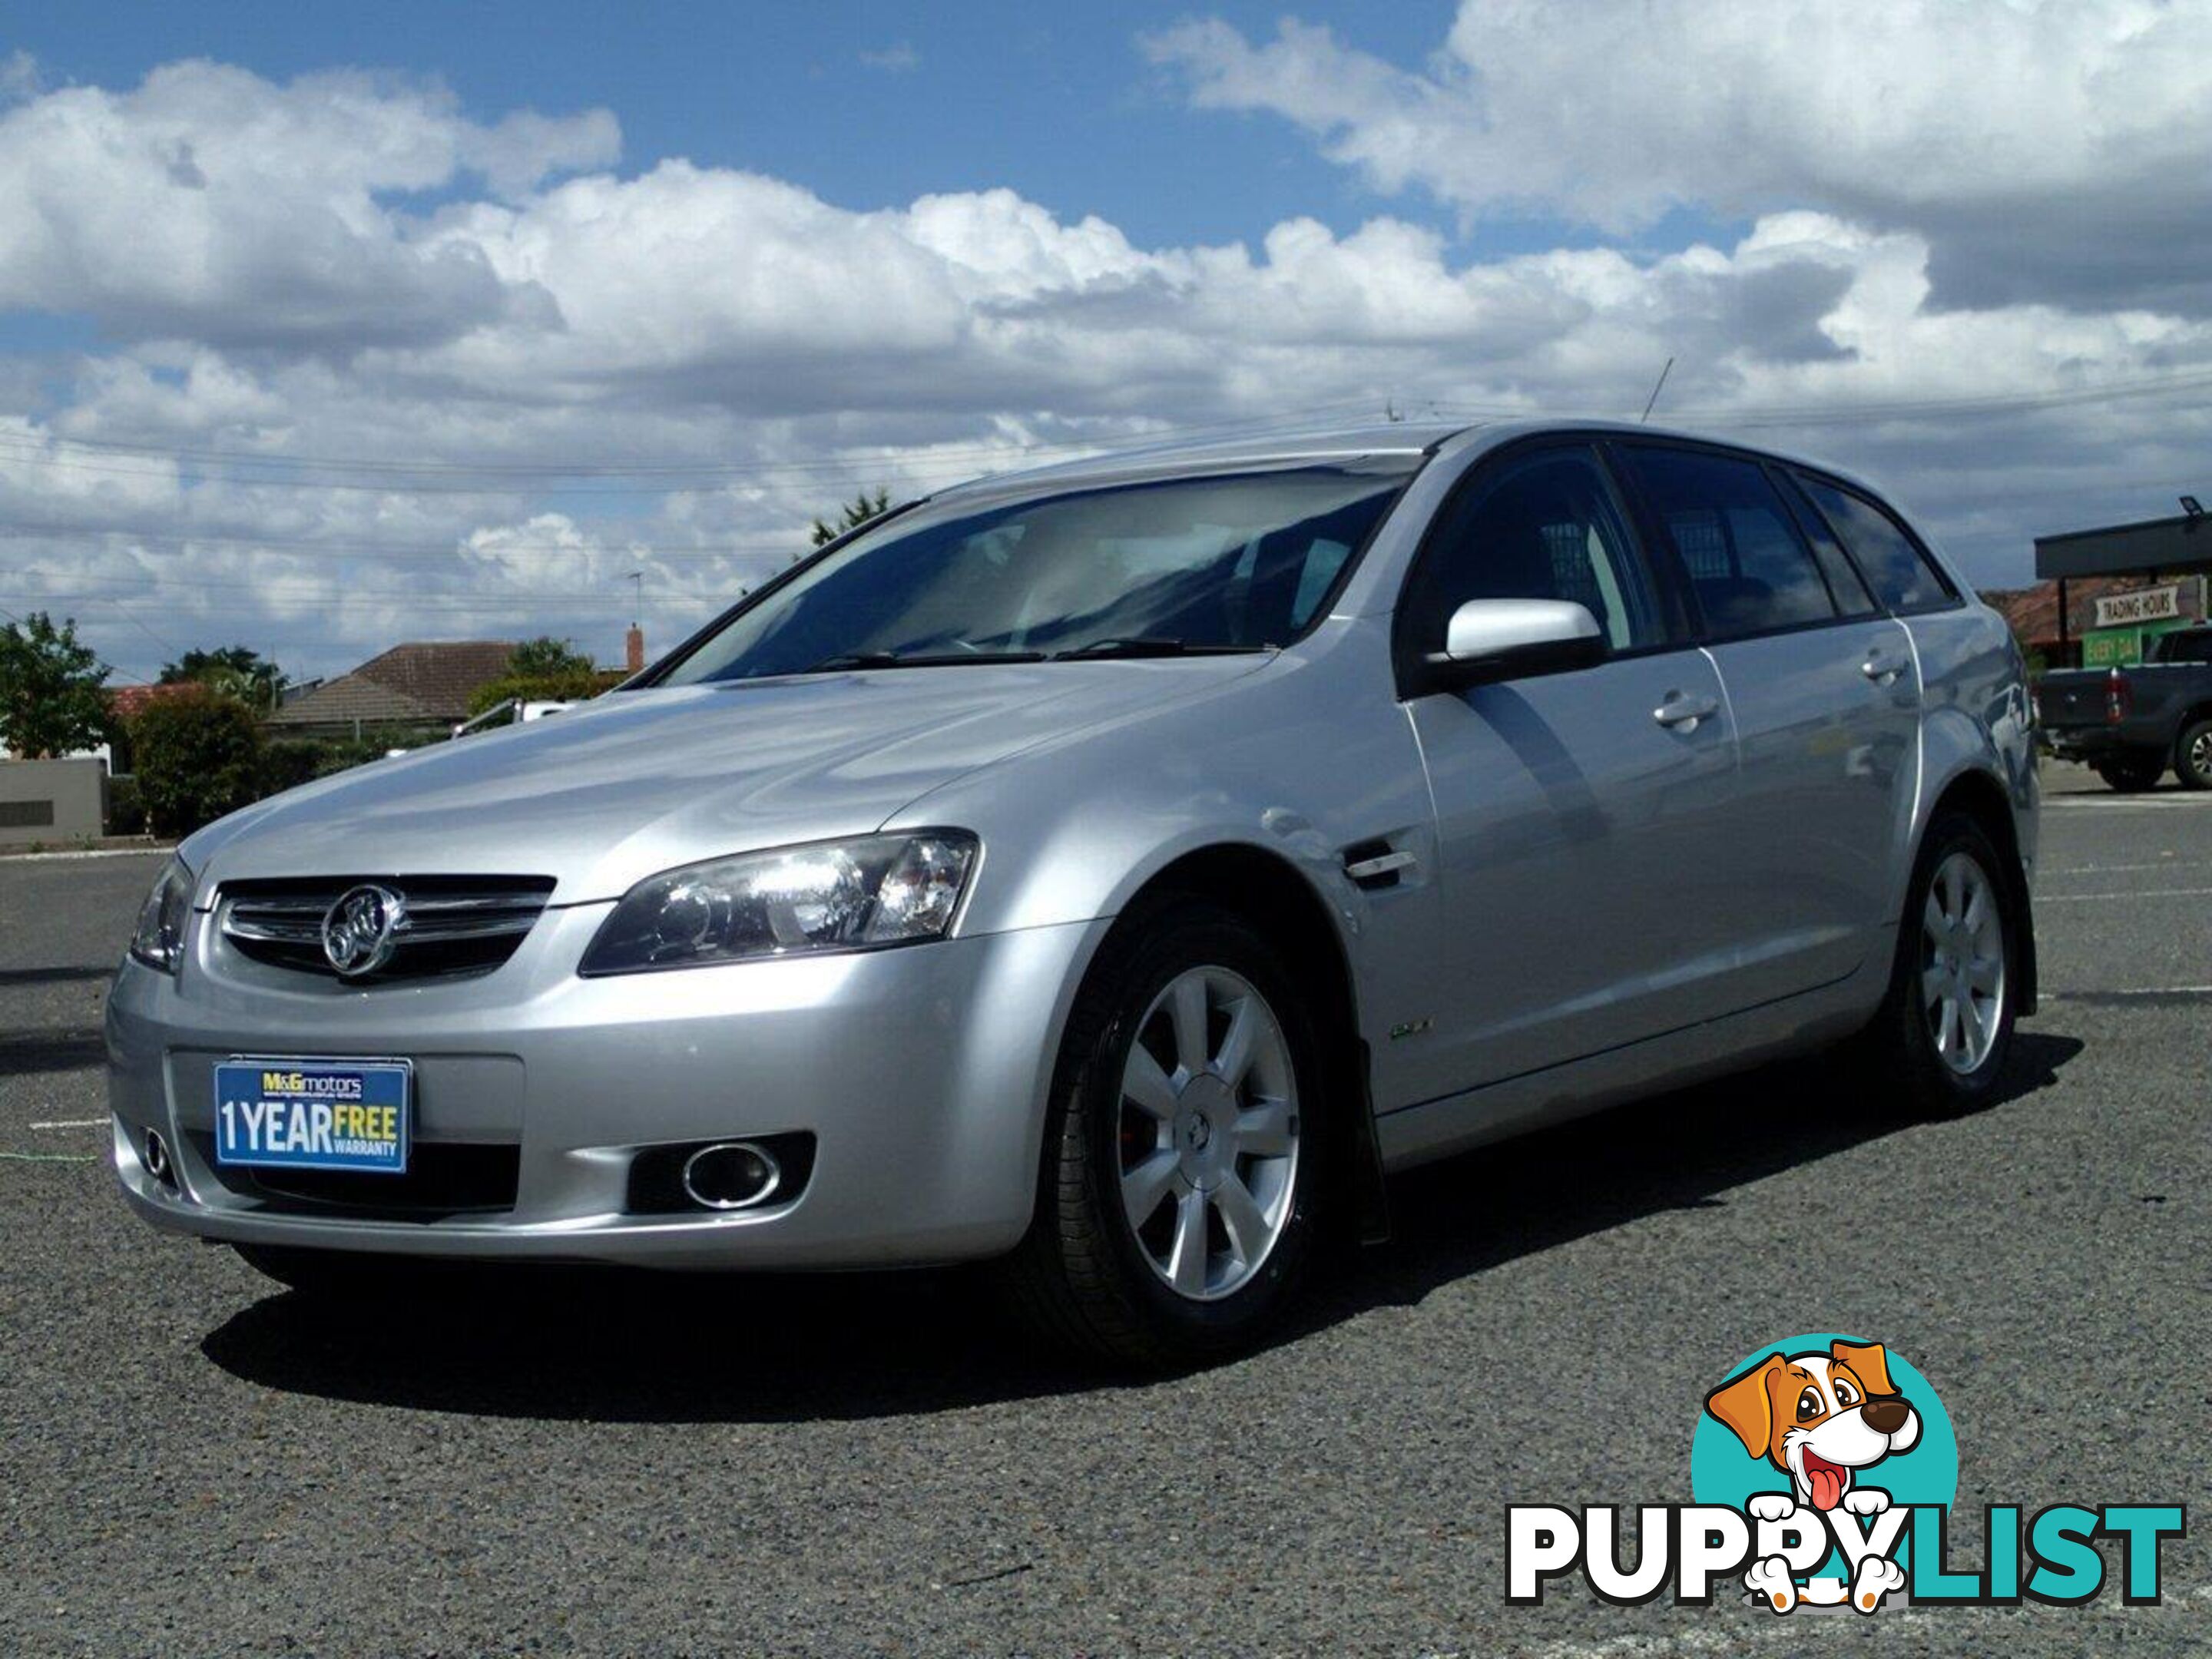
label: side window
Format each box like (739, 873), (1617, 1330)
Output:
(1796, 476), (1956, 612)
(1403, 446), (1666, 654)
(1291, 538), (1352, 622)
(1777, 472), (1879, 617)
(1614, 445), (1838, 637)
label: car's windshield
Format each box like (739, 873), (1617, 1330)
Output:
(661, 460), (1420, 684)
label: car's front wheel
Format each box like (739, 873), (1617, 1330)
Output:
(1008, 901), (1323, 1367)
(1858, 810), (2018, 1114)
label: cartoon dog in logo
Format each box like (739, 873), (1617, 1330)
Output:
(1705, 1339), (1921, 1613)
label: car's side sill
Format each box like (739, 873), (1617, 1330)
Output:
(1372, 966), (1881, 1174)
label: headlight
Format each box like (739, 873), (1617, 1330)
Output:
(129, 856), (194, 975)
(579, 832), (978, 975)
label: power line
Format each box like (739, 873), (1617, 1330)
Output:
(0, 602), (157, 687)
(99, 593), (183, 659)
(0, 399), (1383, 475)
(1425, 363), (2212, 432)
(0, 402), (1393, 494)
(0, 521), (803, 560)
(8, 588), (710, 614)
(2, 366), (2205, 506)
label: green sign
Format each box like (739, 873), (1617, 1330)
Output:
(2082, 616), (2194, 667)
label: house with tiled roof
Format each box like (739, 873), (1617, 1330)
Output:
(106, 682), (204, 724)
(265, 641), (517, 740)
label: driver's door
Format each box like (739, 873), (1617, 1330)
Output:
(1397, 442), (1744, 1098)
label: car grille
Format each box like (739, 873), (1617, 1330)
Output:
(217, 875), (556, 982)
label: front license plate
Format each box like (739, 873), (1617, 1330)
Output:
(214, 1058), (411, 1174)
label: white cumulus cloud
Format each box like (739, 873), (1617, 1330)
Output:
(1146, 1), (2212, 313)
(0, 45), (2206, 683)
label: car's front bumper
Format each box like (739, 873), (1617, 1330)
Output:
(107, 906), (1106, 1268)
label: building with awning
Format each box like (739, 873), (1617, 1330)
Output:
(2016, 503), (2212, 668)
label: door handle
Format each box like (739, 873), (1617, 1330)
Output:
(1653, 690), (1719, 731)
(1861, 652), (1903, 686)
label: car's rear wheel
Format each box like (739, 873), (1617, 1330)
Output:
(1007, 901), (1323, 1368)
(2174, 717), (2212, 790)
(2094, 756), (2164, 793)
(1857, 810), (2017, 1115)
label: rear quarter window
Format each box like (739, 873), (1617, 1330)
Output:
(1796, 476), (1956, 612)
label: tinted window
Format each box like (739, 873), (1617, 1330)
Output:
(1797, 477), (1955, 611)
(1780, 475), (1879, 617)
(2156, 629), (2212, 664)
(661, 462), (1416, 683)
(1616, 445), (1838, 637)
(1404, 446), (1665, 653)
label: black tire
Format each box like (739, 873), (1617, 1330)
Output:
(1005, 900), (1327, 1369)
(2175, 717), (2212, 791)
(2094, 756), (2165, 793)
(1856, 810), (2018, 1117)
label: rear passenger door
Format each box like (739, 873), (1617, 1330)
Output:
(1611, 441), (1920, 995)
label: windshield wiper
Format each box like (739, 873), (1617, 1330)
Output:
(1051, 637), (1272, 661)
(796, 650), (1047, 674)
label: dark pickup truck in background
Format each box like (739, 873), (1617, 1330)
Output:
(2038, 624), (2212, 790)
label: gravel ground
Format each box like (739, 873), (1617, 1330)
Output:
(2, 763), (2205, 1655)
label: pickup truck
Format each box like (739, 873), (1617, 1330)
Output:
(2038, 624), (2212, 790)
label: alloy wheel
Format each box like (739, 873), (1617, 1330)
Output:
(1116, 965), (1300, 1301)
(1920, 851), (2006, 1075)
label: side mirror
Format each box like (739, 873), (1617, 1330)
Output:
(1418, 598), (1605, 693)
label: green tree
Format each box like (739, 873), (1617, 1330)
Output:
(508, 636), (596, 679)
(0, 611), (110, 759)
(128, 686), (266, 836)
(810, 487), (892, 548)
(466, 667), (616, 718)
(159, 645), (285, 714)
(463, 637), (611, 720)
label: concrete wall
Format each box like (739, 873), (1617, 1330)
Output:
(0, 757), (108, 847)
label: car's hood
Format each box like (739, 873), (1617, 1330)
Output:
(184, 658), (1263, 904)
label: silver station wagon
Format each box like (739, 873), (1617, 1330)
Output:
(109, 421), (2038, 1364)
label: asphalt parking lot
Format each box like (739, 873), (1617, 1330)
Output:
(2, 764), (2205, 1657)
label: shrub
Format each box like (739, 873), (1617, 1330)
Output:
(310, 729), (424, 775)
(260, 738), (327, 796)
(105, 773), (147, 836)
(465, 670), (606, 718)
(128, 687), (267, 837)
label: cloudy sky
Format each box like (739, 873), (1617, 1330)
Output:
(2, 0), (2209, 685)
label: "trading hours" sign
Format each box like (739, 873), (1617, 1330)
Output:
(2093, 584), (2184, 628)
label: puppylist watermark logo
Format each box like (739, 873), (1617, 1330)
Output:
(1506, 1333), (2184, 1616)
